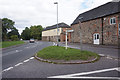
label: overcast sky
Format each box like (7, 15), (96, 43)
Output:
(0, 0), (112, 34)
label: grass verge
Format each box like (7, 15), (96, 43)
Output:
(37, 46), (100, 61)
(1, 41), (25, 48)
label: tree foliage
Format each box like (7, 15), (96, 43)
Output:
(21, 25), (43, 40)
(10, 35), (19, 41)
(21, 27), (31, 40)
(2, 18), (20, 41)
(30, 25), (43, 40)
(7, 27), (20, 39)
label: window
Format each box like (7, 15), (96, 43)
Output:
(110, 17), (116, 25)
(97, 34), (99, 39)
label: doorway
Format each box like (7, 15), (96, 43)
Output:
(93, 33), (100, 45)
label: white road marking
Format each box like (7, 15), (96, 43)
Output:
(3, 50), (23, 56)
(106, 57), (113, 59)
(2, 67), (13, 72)
(25, 47), (30, 49)
(49, 76), (119, 79)
(15, 62), (23, 67)
(16, 50), (19, 52)
(115, 67), (120, 72)
(23, 59), (30, 63)
(99, 54), (105, 57)
(2, 57), (35, 73)
(29, 57), (34, 59)
(48, 67), (119, 78)
(115, 59), (118, 61)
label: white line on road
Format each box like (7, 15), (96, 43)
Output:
(99, 54), (105, 57)
(3, 57), (35, 73)
(3, 50), (23, 56)
(48, 67), (119, 78)
(23, 59), (30, 63)
(2, 67), (13, 72)
(29, 57), (34, 59)
(115, 67), (120, 72)
(48, 76), (119, 79)
(25, 47), (30, 49)
(15, 62), (23, 67)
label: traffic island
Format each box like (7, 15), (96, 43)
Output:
(35, 46), (100, 64)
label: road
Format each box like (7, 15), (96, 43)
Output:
(2, 41), (52, 70)
(2, 41), (120, 80)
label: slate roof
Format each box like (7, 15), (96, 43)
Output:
(43, 22), (70, 31)
(71, 1), (120, 25)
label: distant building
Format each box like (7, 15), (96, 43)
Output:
(71, 1), (120, 45)
(42, 22), (72, 42)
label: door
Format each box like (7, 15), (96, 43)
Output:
(93, 33), (100, 45)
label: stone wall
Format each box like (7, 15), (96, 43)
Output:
(71, 13), (120, 45)
(71, 18), (102, 44)
(102, 13), (119, 45)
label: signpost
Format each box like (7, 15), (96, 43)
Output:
(65, 30), (74, 50)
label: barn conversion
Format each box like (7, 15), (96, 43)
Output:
(71, 1), (120, 45)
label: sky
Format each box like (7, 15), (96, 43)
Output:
(0, 0), (113, 34)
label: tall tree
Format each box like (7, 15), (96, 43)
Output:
(21, 27), (31, 40)
(2, 18), (15, 41)
(7, 27), (20, 39)
(30, 25), (43, 40)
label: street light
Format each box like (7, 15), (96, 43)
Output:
(54, 2), (59, 46)
(78, 17), (83, 51)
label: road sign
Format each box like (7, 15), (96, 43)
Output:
(67, 30), (74, 32)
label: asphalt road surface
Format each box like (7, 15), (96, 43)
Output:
(2, 41), (120, 80)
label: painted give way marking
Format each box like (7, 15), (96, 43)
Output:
(48, 67), (120, 79)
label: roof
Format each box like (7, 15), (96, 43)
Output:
(71, 1), (120, 25)
(43, 22), (70, 31)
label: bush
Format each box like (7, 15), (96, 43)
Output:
(10, 35), (19, 41)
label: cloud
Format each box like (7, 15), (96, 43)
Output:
(0, 0), (112, 34)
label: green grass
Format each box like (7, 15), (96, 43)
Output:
(1, 41), (25, 48)
(37, 46), (99, 61)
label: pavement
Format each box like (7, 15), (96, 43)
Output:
(1, 41), (120, 80)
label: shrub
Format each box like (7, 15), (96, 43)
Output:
(10, 35), (19, 41)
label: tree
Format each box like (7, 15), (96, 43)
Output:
(7, 27), (20, 39)
(21, 27), (31, 40)
(2, 18), (15, 41)
(21, 25), (43, 40)
(30, 25), (43, 40)
(10, 35), (19, 41)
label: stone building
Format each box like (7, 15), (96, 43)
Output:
(71, 1), (120, 45)
(42, 23), (72, 42)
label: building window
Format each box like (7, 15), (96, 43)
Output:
(110, 17), (116, 25)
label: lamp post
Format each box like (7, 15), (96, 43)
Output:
(78, 17), (83, 51)
(54, 2), (59, 46)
